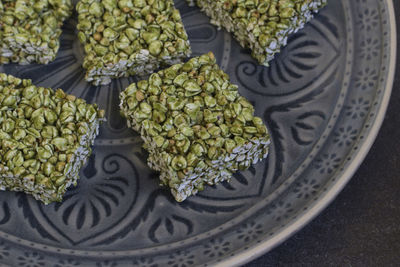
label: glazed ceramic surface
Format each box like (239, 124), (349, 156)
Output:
(0, 0), (396, 266)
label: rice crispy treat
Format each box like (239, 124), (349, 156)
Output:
(0, 0), (73, 64)
(186, 0), (326, 65)
(0, 73), (105, 204)
(120, 52), (270, 202)
(76, 0), (192, 85)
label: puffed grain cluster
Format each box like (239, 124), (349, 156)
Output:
(0, 73), (105, 204)
(76, 0), (192, 85)
(0, 0), (73, 64)
(120, 52), (270, 202)
(187, 0), (326, 65)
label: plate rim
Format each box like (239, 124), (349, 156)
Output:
(217, 0), (397, 266)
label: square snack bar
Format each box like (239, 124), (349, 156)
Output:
(120, 52), (270, 202)
(187, 0), (326, 65)
(0, 73), (105, 204)
(0, 0), (73, 64)
(76, 0), (192, 86)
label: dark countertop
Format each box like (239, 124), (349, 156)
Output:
(246, 2), (400, 266)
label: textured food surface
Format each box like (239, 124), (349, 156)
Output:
(187, 0), (326, 65)
(76, 0), (192, 85)
(0, 73), (105, 204)
(120, 52), (270, 202)
(0, 0), (73, 64)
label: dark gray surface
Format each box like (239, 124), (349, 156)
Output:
(246, 2), (400, 267)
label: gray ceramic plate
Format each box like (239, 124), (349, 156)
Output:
(0, 0), (396, 266)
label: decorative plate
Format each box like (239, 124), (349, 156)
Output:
(0, 0), (396, 266)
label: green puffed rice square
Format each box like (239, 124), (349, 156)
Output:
(186, 0), (326, 65)
(0, 73), (105, 204)
(120, 52), (270, 202)
(0, 0), (73, 64)
(76, 0), (192, 86)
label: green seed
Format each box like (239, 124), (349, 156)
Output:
(224, 139), (236, 153)
(13, 128), (26, 140)
(171, 155), (187, 171)
(149, 41), (163, 56)
(51, 137), (68, 151)
(207, 146), (219, 160)
(55, 176), (66, 186)
(244, 126), (257, 134)
(140, 102), (152, 114)
(207, 125), (221, 137)
(103, 27), (119, 41)
(181, 126), (194, 137)
(43, 162), (55, 177)
(174, 73), (188, 86)
(183, 80), (201, 93)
